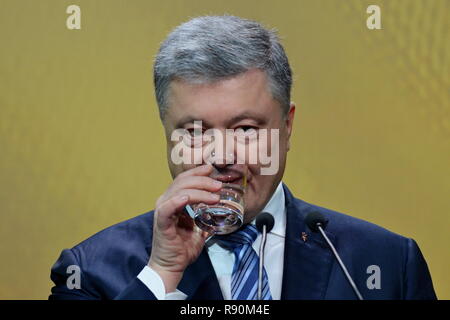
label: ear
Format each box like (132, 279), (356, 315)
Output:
(286, 102), (296, 151)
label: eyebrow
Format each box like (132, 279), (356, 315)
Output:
(175, 116), (212, 128)
(227, 112), (267, 126)
(175, 111), (267, 128)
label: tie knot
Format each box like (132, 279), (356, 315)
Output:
(215, 224), (258, 249)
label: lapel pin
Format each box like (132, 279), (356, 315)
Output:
(301, 232), (308, 242)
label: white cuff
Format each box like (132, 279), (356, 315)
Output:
(137, 266), (188, 300)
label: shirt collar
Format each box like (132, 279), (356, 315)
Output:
(250, 181), (286, 238)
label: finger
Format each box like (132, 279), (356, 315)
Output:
(176, 164), (213, 180)
(172, 176), (222, 194)
(157, 165), (215, 207)
(156, 190), (220, 230)
(159, 171), (220, 207)
(179, 189), (221, 206)
(155, 194), (190, 231)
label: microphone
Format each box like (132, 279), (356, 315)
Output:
(255, 212), (275, 300)
(305, 211), (364, 300)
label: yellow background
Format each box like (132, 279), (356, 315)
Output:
(0, 0), (448, 299)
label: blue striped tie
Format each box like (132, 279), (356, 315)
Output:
(216, 224), (273, 300)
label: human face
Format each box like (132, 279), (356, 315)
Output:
(162, 69), (295, 223)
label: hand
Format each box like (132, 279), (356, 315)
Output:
(148, 164), (222, 293)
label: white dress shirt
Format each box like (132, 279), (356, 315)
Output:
(137, 181), (286, 300)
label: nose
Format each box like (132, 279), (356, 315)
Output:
(204, 130), (236, 169)
(209, 150), (235, 170)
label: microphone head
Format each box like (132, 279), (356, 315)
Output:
(255, 212), (275, 233)
(305, 211), (329, 232)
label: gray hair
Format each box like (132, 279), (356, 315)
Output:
(153, 15), (292, 120)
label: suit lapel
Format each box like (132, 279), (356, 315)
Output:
(178, 248), (224, 300)
(281, 184), (336, 299)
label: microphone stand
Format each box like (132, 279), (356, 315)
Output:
(317, 224), (364, 300)
(258, 224), (268, 300)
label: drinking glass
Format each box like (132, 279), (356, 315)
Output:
(189, 166), (247, 235)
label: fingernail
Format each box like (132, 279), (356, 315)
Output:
(211, 193), (220, 200)
(181, 195), (189, 201)
(214, 180), (222, 187)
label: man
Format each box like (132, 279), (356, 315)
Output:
(49, 15), (436, 300)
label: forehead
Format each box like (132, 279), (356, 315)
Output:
(164, 69), (280, 128)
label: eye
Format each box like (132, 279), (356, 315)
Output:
(240, 126), (256, 131)
(234, 126), (258, 139)
(186, 128), (203, 137)
(236, 125), (258, 132)
(183, 127), (207, 147)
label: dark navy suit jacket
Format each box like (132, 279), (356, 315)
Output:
(49, 184), (436, 300)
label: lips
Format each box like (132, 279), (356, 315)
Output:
(214, 174), (243, 183)
(212, 168), (245, 183)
